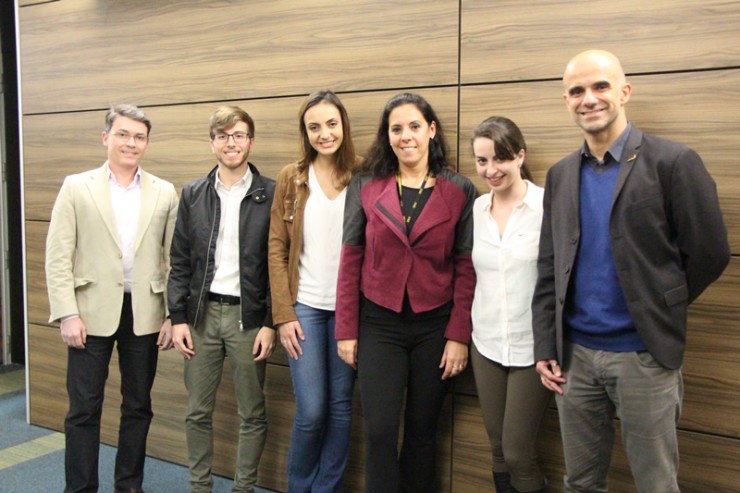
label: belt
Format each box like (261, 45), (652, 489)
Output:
(207, 292), (240, 305)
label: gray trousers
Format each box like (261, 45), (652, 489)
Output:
(556, 342), (682, 493)
(471, 343), (551, 492)
(184, 301), (267, 493)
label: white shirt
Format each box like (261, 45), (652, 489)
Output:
(209, 166), (252, 297)
(107, 162), (141, 293)
(296, 164), (347, 310)
(471, 180), (544, 366)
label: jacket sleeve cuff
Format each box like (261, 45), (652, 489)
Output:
(170, 311), (188, 326)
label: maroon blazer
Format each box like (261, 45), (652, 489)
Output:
(335, 168), (477, 343)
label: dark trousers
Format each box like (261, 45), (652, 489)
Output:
(357, 300), (451, 493)
(64, 293), (159, 493)
(470, 344), (551, 492)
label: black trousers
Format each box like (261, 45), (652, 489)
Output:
(357, 298), (451, 493)
(64, 293), (159, 493)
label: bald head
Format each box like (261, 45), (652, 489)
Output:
(564, 50), (626, 87)
(562, 49), (632, 143)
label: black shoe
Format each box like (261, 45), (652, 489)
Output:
(493, 472), (515, 493)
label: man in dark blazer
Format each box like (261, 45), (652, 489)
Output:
(532, 50), (730, 493)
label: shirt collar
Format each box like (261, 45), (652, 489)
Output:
(520, 180), (540, 211)
(106, 161), (141, 188)
(580, 122), (632, 165)
(481, 180), (539, 212)
(215, 165), (252, 191)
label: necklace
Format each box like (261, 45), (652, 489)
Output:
(397, 170), (430, 224)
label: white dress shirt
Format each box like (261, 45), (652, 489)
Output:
(209, 166), (252, 297)
(296, 164), (347, 310)
(108, 162), (141, 294)
(471, 180), (544, 366)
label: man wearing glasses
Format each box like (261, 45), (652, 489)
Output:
(168, 106), (276, 493)
(46, 104), (179, 493)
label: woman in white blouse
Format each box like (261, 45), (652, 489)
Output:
(470, 116), (551, 493)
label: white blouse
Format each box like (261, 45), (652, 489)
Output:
(471, 180), (544, 366)
(296, 164), (347, 310)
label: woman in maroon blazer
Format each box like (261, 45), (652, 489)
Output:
(335, 92), (477, 493)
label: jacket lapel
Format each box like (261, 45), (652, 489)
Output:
(562, 152), (581, 234)
(371, 176), (409, 246)
(409, 178), (451, 244)
(86, 164), (121, 249)
(135, 170), (159, 252)
(611, 127), (643, 212)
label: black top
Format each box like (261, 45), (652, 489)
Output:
(400, 185), (433, 235)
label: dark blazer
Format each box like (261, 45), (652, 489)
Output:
(532, 127), (730, 370)
(335, 168), (477, 343)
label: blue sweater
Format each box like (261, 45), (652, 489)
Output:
(564, 128), (647, 353)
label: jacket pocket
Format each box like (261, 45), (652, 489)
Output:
(282, 193), (297, 222)
(150, 280), (165, 294)
(664, 283), (688, 307)
(74, 278), (94, 289)
(630, 192), (663, 211)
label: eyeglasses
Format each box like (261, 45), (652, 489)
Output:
(111, 130), (148, 145)
(212, 132), (251, 144)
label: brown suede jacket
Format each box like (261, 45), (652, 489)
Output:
(268, 161), (310, 327)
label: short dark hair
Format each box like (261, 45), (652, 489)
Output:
(297, 89), (357, 187)
(209, 106), (255, 139)
(471, 116), (533, 181)
(104, 104), (151, 135)
(362, 93), (450, 177)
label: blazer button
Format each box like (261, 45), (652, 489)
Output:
(564, 266), (570, 274)
(558, 297), (564, 305)
(570, 237), (577, 244)
(117, 253), (123, 259)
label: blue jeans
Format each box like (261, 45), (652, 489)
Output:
(287, 302), (355, 493)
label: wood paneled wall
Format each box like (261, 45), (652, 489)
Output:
(19, 0), (739, 492)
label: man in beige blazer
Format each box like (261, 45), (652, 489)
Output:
(45, 104), (178, 493)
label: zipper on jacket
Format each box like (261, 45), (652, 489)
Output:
(238, 185), (266, 331)
(192, 193), (220, 330)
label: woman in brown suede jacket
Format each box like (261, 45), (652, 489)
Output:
(267, 89), (360, 493)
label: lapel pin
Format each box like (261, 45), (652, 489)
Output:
(626, 154), (637, 162)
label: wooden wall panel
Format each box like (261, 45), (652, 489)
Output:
(682, 258), (740, 438)
(18, 0), (58, 7)
(460, 0), (740, 84)
(27, 323), (66, 429)
(24, 87), (459, 222)
(19, 0), (459, 114)
(25, 220), (50, 326)
(459, 70), (740, 251)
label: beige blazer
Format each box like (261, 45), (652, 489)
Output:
(45, 164), (178, 336)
